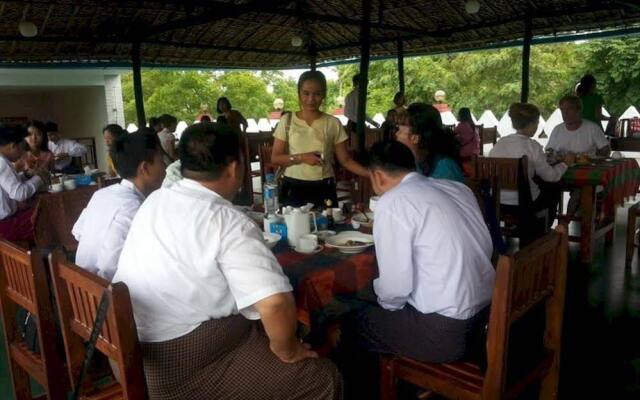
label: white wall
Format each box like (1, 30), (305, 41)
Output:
(0, 87), (109, 171)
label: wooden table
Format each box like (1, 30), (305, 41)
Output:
(561, 158), (640, 263)
(32, 185), (98, 251)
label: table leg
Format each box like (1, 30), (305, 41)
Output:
(580, 186), (596, 263)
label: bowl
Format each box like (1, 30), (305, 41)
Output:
(63, 180), (77, 190)
(325, 231), (374, 254)
(263, 232), (281, 249)
(351, 212), (374, 228)
(50, 183), (64, 193)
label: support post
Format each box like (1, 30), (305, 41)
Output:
(132, 41), (146, 128)
(397, 39), (405, 94)
(520, 16), (533, 103)
(357, 0), (372, 155)
(309, 43), (317, 71)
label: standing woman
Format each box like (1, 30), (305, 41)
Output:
(577, 74), (609, 127)
(15, 120), (54, 172)
(216, 97), (248, 134)
(271, 70), (369, 207)
(454, 108), (480, 175)
(103, 124), (126, 177)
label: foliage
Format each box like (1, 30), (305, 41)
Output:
(122, 37), (640, 124)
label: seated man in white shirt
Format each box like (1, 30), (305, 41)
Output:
(113, 123), (341, 399)
(546, 95), (610, 215)
(546, 95), (610, 157)
(490, 103), (575, 230)
(351, 141), (495, 365)
(0, 125), (48, 242)
(72, 132), (166, 281)
(46, 122), (87, 174)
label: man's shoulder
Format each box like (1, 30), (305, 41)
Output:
(580, 119), (602, 133)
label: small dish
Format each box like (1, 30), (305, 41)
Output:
(351, 212), (374, 228)
(263, 232), (281, 249)
(316, 230), (336, 242)
(294, 245), (323, 255)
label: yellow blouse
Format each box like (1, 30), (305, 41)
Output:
(273, 113), (348, 181)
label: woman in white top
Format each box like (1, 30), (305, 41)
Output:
(489, 103), (575, 227)
(271, 70), (369, 207)
(114, 123), (341, 399)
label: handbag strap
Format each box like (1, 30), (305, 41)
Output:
(70, 291), (110, 400)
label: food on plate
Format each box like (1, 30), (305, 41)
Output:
(342, 240), (368, 246)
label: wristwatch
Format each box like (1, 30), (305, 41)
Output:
(289, 155), (297, 163)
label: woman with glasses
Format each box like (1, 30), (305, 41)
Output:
(270, 70), (369, 207)
(393, 103), (464, 182)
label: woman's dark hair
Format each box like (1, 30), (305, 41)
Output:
(509, 103), (540, 130)
(0, 124), (28, 146)
(216, 97), (232, 114)
(364, 140), (416, 174)
(111, 131), (162, 179)
(103, 123), (126, 139)
(405, 102), (461, 167)
(393, 92), (405, 106)
(458, 108), (475, 127)
(297, 70), (327, 95)
(26, 120), (49, 152)
(158, 114), (177, 129)
(577, 74), (597, 96)
(179, 122), (241, 181)
(149, 117), (160, 128)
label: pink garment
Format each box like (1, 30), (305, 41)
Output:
(455, 122), (480, 159)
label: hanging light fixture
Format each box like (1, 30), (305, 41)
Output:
(464, 0), (480, 14)
(18, 21), (38, 37)
(291, 35), (303, 47)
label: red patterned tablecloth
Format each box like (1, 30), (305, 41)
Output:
(561, 158), (640, 213)
(275, 243), (378, 327)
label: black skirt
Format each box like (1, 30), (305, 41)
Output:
(280, 176), (338, 208)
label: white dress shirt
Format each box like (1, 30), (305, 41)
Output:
(489, 133), (568, 205)
(161, 160), (182, 187)
(0, 155), (42, 220)
(72, 179), (145, 281)
(113, 179), (292, 342)
(372, 173), (495, 320)
(157, 129), (176, 164)
(545, 120), (609, 155)
(48, 138), (87, 170)
(344, 88), (376, 126)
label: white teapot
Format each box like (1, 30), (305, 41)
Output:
(283, 205), (317, 248)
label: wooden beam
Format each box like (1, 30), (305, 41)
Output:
(521, 15), (533, 103)
(357, 0), (371, 156)
(131, 41), (146, 128)
(397, 39), (405, 94)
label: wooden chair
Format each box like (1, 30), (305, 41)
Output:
(475, 156), (549, 246)
(0, 240), (68, 399)
(49, 251), (146, 399)
(96, 176), (122, 189)
(243, 132), (274, 203)
(625, 201), (640, 267)
(258, 142), (275, 182)
(480, 127), (499, 150)
(380, 226), (568, 400)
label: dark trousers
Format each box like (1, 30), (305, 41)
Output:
(533, 180), (562, 229)
(0, 207), (34, 242)
(280, 176), (338, 209)
(335, 303), (489, 399)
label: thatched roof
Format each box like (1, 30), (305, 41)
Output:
(1, 0), (640, 69)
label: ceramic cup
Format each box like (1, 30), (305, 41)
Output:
(298, 234), (318, 252)
(332, 208), (344, 221)
(50, 182), (64, 192)
(63, 179), (77, 190)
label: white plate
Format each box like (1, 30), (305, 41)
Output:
(263, 232), (281, 249)
(316, 230), (336, 242)
(351, 212), (374, 227)
(325, 231), (374, 254)
(294, 244), (323, 255)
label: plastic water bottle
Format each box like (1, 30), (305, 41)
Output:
(263, 173), (279, 215)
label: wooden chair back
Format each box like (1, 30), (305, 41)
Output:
(482, 226), (568, 398)
(480, 126), (498, 146)
(0, 240), (68, 399)
(258, 142), (275, 178)
(475, 156), (532, 207)
(48, 251), (146, 399)
(96, 176), (122, 189)
(464, 176), (500, 224)
(33, 185), (98, 252)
